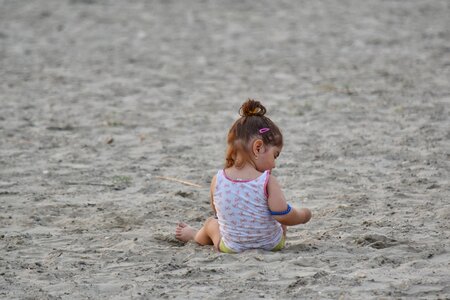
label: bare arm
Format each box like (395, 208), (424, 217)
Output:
(267, 175), (312, 226)
(210, 175), (217, 215)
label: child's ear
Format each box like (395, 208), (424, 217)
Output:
(253, 139), (264, 157)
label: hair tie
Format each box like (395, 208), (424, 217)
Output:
(259, 128), (270, 134)
(248, 108), (261, 116)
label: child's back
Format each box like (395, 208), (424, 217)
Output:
(214, 169), (283, 252)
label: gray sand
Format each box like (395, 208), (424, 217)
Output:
(1, 0), (449, 299)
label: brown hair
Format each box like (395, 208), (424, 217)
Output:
(225, 99), (283, 168)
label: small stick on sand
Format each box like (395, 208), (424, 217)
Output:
(64, 181), (115, 187)
(154, 176), (203, 188)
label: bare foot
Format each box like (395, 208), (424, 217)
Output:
(175, 222), (197, 242)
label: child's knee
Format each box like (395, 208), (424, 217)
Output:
(204, 217), (221, 248)
(204, 217), (220, 236)
(204, 216), (217, 227)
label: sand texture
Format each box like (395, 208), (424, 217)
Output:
(1, 0), (449, 299)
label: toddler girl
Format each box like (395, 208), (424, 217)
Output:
(175, 99), (311, 253)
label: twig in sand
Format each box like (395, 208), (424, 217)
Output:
(63, 181), (115, 187)
(154, 176), (203, 188)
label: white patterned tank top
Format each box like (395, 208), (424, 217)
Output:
(213, 169), (283, 252)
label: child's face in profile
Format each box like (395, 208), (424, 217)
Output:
(255, 145), (282, 172)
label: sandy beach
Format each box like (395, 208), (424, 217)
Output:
(1, 0), (449, 298)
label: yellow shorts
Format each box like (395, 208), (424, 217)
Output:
(219, 236), (286, 254)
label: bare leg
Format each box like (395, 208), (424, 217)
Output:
(282, 224), (287, 237)
(194, 217), (221, 250)
(175, 217), (221, 251)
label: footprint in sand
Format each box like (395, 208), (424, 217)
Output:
(355, 234), (399, 249)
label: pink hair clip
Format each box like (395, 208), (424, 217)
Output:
(259, 128), (270, 134)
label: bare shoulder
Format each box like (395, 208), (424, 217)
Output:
(210, 174), (218, 213)
(267, 173), (281, 187)
(267, 174), (284, 195)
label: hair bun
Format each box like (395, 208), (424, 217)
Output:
(239, 99), (267, 117)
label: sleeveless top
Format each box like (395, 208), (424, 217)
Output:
(213, 169), (283, 252)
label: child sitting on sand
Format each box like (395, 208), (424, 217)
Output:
(175, 99), (311, 253)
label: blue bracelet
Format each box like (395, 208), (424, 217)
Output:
(269, 204), (292, 216)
